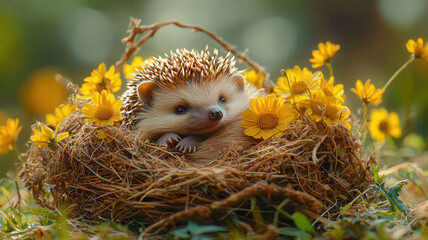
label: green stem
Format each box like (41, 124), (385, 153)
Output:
(357, 103), (372, 133)
(382, 55), (415, 90)
(13, 145), (24, 163)
(326, 62), (334, 78)
(387, 136), (397, 150)
(358, 103), (372, 148)
(281, 69), (296, 104)
(0, 209), (18, 231)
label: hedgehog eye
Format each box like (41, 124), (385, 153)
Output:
(218, 96), (226, 104)
(175, 105), (187, 114)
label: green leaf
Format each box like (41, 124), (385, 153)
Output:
(170, 227), (191, 238)
(291, 212), (315, 234)
(190, 224), (227, 236)
(296, 232), (312, 240)
(250, 197), (264, 229)
(171, 220), (226, 238)
(372, 164), (385, 184)
(371, 164), (409, 215)
(385, 179), (409, 215)
(278, 228), (305, 236)
(278, 227), (312, 240)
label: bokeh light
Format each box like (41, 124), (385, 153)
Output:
(378, 0), (428, 28)
(19, 68), (69, 115)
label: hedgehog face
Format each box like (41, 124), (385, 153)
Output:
(136, 75), (252, 138)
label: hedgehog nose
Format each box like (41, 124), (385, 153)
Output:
(208, 109), (223, 121)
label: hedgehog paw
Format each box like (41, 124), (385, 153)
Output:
(156, 132), (181, 148)
(176, 136), (201, 153)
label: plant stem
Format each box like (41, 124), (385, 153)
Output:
(387, 136), (397, 150)
(13, 145), (24, 163)
(357, 103), (371, 133)
(358, 103), (372, 148)
(326, 62), (334, 78)
(281, 69), (297, 105)
(382, 55), (415, 90)
(0, 209), (18, 231)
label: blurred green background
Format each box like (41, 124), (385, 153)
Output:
(0, 0), (427, 177)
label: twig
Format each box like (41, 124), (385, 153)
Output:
(8, 226), (44, 236)
(115, 18), (270, 86)
(15, 180), (21, 207)
(140, 181), (322, 237)
(312, 134), (328, 164)
(347, 188), (371, 207)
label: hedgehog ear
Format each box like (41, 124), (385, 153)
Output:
(233, 74), (246, 91)
(137, 81), (156, 106)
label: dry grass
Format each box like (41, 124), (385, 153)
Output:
(20, 109), (372, 235)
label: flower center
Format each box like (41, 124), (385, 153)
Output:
(96, 78), (111, 92)
(414, 47), (423, 57)
(312, 102), (324, 115)
(323, 56), (332, 63)
(325, 105), (339, 120)
(94, 104), (113, 120)
(291, 81), (308, 95)
(258, 112), (279, 129)
(378, 120), (389, 133)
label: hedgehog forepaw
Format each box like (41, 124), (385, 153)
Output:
(156, 132), (182, 148)
(176, 136), (201, 153)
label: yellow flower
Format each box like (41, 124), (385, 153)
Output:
(82, 90), (123, 127)
(319, 76), (345, 103)
(45, 104), (77, 127)
(302, 91), (328, 123)
(303, 92), (351, 129)
(241, 94), (297, 140)
(309, 41), (340, 68)
(123, 56), (154, 80)
(243, 70), (264, 88)
(274, 66), (321, 102)
(323, 99), (351, 129)
(80, 63), (122, 98)
(30, 123), (69, 149)
(369, 108), (401, 142)
(406, 38), (428, 61)
(0, 118), (22, 154)
(351, 79), (384, 106)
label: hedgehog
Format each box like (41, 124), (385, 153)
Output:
(121, 48), (262, 162)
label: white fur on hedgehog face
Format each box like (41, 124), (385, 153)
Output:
(136, 76), (252, 137)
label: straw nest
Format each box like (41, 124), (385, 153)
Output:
(20, 108), (372, 234)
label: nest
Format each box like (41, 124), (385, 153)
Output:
(20, 108), (372, 235)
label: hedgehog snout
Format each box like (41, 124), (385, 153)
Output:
(208, 108), (223, 121)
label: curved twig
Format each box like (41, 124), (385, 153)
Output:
(312, 134), (328, 164)
(139, 181), (322, 237)
(115, 18), (270, 86)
